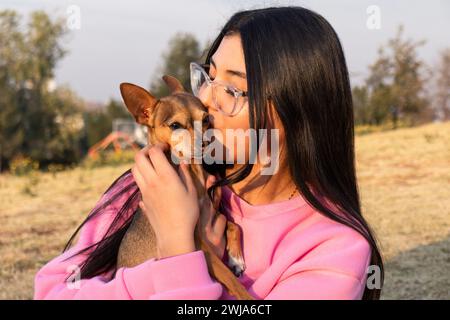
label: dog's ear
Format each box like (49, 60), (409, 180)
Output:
(120, 83), (158, 125)
(162, 75), (186, 93)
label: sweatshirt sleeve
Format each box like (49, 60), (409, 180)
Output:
(34, 186), (223, 300)
(34, 247), (223, 300)
(264, 231), (372, 300)
(264, 269), (367, 300)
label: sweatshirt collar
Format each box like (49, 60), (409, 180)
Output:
(221, 185), (309, 220)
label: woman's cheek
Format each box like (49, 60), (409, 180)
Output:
(209, 108), (250, 163)
(236, 137), (251, 163)
(224, 110), (251, 163)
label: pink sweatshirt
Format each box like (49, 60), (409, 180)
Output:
(34, 172), (371, 300)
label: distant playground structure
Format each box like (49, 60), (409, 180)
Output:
(87, 119), (147, 158)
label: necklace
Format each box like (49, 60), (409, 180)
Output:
(288, 185), (298, 200)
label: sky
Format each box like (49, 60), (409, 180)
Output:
(1, 0), (449, 104)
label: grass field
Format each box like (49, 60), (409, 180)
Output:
(0, 122), (449, 299)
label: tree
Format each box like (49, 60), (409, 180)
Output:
(0, 10), (26, 170)
(149, 33), (207, 97)
(0, 10), (85, 169)
(434, 48), (450, 120)
(352, 85), (370, 125)
(105, 98), (132, 121)
(20, 11), (68, 163)
(388, 26), (428, 126)
(354, 26), (429, 128)
(40, 86), (85, 164)
(365, 47), (393, 125)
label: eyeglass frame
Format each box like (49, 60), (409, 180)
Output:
(190, 62), (248, 117)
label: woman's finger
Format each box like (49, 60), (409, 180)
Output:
(199, 175), (219, 228)
(139, 200), (151, 216)
(179, 161), (196, 195)
(204, 174), (221, 210)
(134, 147), (157, 184)
(212, 213), (227, 238)
(131, 165), (148, 193)
(147, 142), (175, 179)
(199, 194), (213, 226)
(205, 174), (216, 189)
(138, 200), (149, 216)
(178, 162), (188, 189)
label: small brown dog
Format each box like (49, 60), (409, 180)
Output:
(116, 75), (253, 300)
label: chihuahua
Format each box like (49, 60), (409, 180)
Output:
(116, 75), (253, 300)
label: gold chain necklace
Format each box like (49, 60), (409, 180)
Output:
(288, 185), (298, 200)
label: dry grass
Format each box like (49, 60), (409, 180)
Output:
(0, 121), (449, 299)
(355, 121), (450, 299)
(0, 164), (132, 299)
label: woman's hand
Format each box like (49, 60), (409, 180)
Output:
(198, 175), (227, 259)
(131, 143), (199, 259)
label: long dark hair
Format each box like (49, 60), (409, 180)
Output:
(64, 6), (383, 299)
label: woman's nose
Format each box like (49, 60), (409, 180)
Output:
(198, 86), (215, 112)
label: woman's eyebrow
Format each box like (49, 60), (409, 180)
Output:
(211, 57), (246, 79)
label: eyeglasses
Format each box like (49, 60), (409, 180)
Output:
(190, 62), (248, 117)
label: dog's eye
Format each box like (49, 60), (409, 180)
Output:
(202, 115), (210, 126)
(168, 122), (183, 130)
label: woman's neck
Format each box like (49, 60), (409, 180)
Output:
(225, 160), (297, 206)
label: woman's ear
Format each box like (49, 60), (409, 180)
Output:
(120, 83), (158, 125)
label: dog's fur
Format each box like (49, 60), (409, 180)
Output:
(116, 76), (253, 300)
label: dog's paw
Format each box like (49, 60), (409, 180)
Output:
(227, 252), (246, 277)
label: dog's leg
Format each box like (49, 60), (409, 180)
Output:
(195, 229), (254, 300)
(210, 185), (246, 277)
(225, 221), (246, 277)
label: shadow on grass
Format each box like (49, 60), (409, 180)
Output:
(381, 234), (450, 299)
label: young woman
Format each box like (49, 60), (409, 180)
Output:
(34, 6), (383, 300)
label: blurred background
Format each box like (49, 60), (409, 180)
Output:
(0, 0), (449, 299)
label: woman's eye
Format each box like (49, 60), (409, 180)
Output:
(169, 122), (182, 130)
(224, 87), (236, 97)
